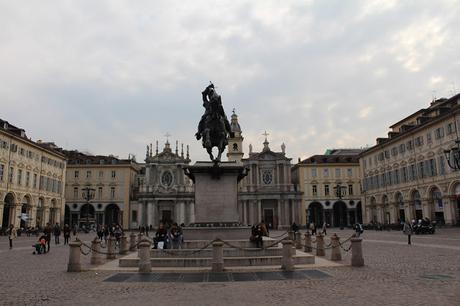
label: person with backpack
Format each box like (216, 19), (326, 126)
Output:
(43, 223), (52, 253)
(354, 223), (364, 237)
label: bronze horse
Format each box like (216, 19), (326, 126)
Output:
(196, 84), (232, 162)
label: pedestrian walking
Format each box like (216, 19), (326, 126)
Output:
(43, 223), (52, 253)
(354, 223), (364, 237)
(63, 224), (71, 245)
(7, 224), (17, 249)
(321, 222), (327, 235)
(53, 223), (61, 244)
(310, 222), (317, 235)
(403, 221), (413, 245)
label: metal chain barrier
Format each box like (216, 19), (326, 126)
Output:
(268, 231), (289, 239)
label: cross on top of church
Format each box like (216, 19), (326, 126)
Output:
(164, 132), (171, 143)
(262, 130), (269, 140)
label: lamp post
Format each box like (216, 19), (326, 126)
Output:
(333, 184), (347, 229)
(444, 140), (460, 170)
(81, 186), (95, 231)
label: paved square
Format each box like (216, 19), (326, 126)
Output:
(1, 228), (459, 305)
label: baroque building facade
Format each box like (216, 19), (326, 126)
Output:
(0, 119), (66, 231)
(360, 93), (460, 226)
(227, 112), (302, 229)
(63, 151), (139, 229)
(132, 140), (194, 229)
(292, 149), (363, 228)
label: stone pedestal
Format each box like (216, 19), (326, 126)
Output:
(90, 238), (103, 265)
(106, 237), (116, 260)
(211, 241), (224, 272)
(351, 237), (364, 267)
(120, 235), (129, 255)
(316, 234), (325, 256)
(138, 239), (152, 273)
(281, 240), (294, 271)
(67, 241), (82, 272)
(295, 232), (302, 249)
(330, 234), (342, 261)
(184, 161), (249, 240)
(304, 232), (312, 253)
(129, 232), (137, 251)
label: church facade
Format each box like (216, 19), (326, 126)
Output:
(132, 140), (194, 229)
(228, 112), (303, 229)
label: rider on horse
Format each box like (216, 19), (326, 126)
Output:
(195, 83), (233, 162)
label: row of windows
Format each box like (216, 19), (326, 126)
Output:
(0, 164), (62, 194)
(363, 156), (447, 191)
(74, 170), (117, 179)
(0, 139), (65, 169)
(73, 186), (116, 200)
(311, 184), (354, 197)
(364, 121), (458, 169)
(310, 168), (353, 178)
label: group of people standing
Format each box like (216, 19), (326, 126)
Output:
(152, 222), (183, 249)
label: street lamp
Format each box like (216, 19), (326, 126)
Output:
(444, 140), (460, 170)
(333, 183), (347, 199)
(81, 186), (95, 230)
(333, 183), (347, 229)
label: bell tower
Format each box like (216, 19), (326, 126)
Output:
(227, 109), (244, 162)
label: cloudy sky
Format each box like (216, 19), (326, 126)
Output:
(1, 0), (459, 163)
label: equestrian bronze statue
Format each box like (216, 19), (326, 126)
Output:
(195, 83), (233, 162)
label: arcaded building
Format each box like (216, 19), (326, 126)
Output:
(292, 149), (363, 228)
(361, 93), (460, 225)
(64, 151), (139, 229)
(0, 119), (66, 231)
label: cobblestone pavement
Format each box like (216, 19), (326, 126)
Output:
(0, 228), (459, 306)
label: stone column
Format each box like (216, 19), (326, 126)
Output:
(67, 240), (82, 272)
(106, 236), (116, 260)
(284, 200), (290, 226)
(281, 240), (294, 271)
(0, 202), (4, 227)
(351, 237), (364, 267)
(443, 196), (455, 225)
(30, 206), (37, 227)
(421, 199), (430, 219)
(44, 206), (50, 224)
(330, 233), (342, 261)
(147, 202), (153, 228)
(211, 241), (224, 272)
(138, 238), (152, 273)
(277, 200), (282, 229)
(257, 200), (262, 223)
(189, 202), (195, 224)
(90, 238), (103, 265)
(304, 232), (312, 253)
(180, 202), (185, 225)
(137, 203), (143, 226)
(129, 232), (137, 251)
(119, 235), (129, 255)
(295, 231), (302, 249)
(315, 234), (325, 256)
(152, 201), (158, 228)
(291, 200), (295, 225)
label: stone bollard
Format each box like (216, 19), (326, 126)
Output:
(137, 233), (143, 243)
(129, 232), (137, 251)
(281, 240), (294, 271)
(304, 232), (312, 253)
(119, 235), (129, 255)
(211, 241), (224, 272)
(288, 230), (295, 241)
(90, 238), (103, 265)
(106, 236), (116, 260)
(295, 232), (302, 249)
(67, 240), (82, 272)
(316, 234), (325, 256)
(330, 233), (342, 261)
(138, 238), (152, 273)
(351, 237), (364, 267)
